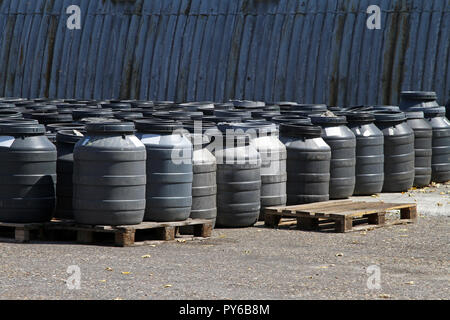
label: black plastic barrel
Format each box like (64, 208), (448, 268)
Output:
(73, 123), (147, 225)
(399, 91), (439, 111)
(222, 122), (287, 220)
(135, 120), (193, 222)
(214, 131), (261, 227)
(188, 133), (217, 227)
(55, 130), (85, 219)
(345, 112), (384, 195)
(373, 111), (415, 192)
(0, 123), (56, 223)
(422, 107), (450, 182)
(280, 124), (331, 204)
(406, 111), (433, 187)
(310, 116), (356, 199)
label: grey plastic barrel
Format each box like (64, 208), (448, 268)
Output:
(55, 130), (84, 219)
(214, 131), (261, 227)
(373, 111), (415, 192)
(73, 123), (147, 225)
(310, 116), (356, 199)
(399, 91), (439, 111)
(0, 123), (56, 223)
(188, 133), (217, 227)
(422, 107), (450, 183)
(345, 112), (384, 195)
(280, 124), (331, 204)
(222, 122), (286, 220)
(135, 120), (193, 222)
(406, 111), (433, 187)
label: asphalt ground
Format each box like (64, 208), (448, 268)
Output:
(0, 183), (449, 300)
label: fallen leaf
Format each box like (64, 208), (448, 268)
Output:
(164, 284), (172, 288)
(99, 280), (107, 283)
(121, 272), (131, 275)
(335, 253), (344, 257)
(141, 255), (151, 258)
(105, 267), (113, 272)
(379, 294), (391, 299)
(114, 298), (123, 301)
(176, 239), (186, 243)
(405, 281), (415, 285)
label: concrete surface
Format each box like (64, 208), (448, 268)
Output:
(353, 181), (450, 217)
(0, 184), (449, 300)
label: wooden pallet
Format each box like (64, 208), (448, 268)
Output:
(0, 222), (46, 243)
(264, 200), (417, 233)
(44, 219), (213, 247)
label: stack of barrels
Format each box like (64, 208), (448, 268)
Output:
(0, 93), (449, 228)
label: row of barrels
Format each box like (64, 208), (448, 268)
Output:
(0, 92), (448, 227)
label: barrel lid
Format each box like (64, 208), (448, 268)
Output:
(134, 119), (183, 133)
(344, 112), (375, 123)
(179, 101), (215, 109)
(0, 118), (39, 124)
(132, 101), (154, 108)
(251, 111), (281, 119)
(219, 122), (278, 137)
(292, 104), (328, 112)
(31, 112), (73, 122)
(279, 123), (322, 138)
(77, 117), (121, 124)
(214, 109), (252, 117)
(201, 115), (243, 124)
(405, 111), (425, 119)
(271, 115), (312, 125)
(47, 122), (85, 133)
(421, 107), (446, 117)
(275, 101), (299, 107)
(101, 103), (132, 110)
(86, 122), (136, 134)
(310, 115), (347, 125)
(373, 111), (407, 122)
(214, 102), (234, 109)
(0, 110), (22, 118)
(73, 108), (114, 117)
(182, 120), (218, 133)
(0, 97), (27, 103)
(231, 100), (265, 109)
(281, 110), (323, 117)
(0, 122), (46, 135)
(371, 105), (401, 112)
(153, 101), (175, 106)
(114, 112), (144, 120)
(0, 103), (17, 109)
(401, 91), (437, 100)
(26, 104), (58, 111)
(56, 129), (85, 144)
